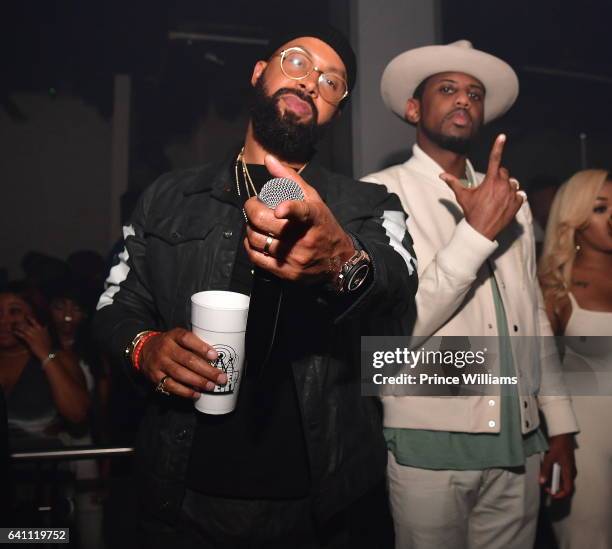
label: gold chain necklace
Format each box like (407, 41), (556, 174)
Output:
(234, 147), (308, 222)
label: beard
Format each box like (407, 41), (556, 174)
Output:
(421, 108), (480, 155)
(421, 123), (475, 154)
(249, 75), (331, 163)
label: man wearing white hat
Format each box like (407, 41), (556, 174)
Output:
(363, 41), (578, 549)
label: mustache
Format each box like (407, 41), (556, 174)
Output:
(445, 107), (472, 122)
(272, 87), (318, 120)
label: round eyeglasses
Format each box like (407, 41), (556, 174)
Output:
(278, 47), (349, 104)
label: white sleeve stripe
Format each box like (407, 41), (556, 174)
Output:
(382, 210), (417, 275)
(96, 225), (135, 311)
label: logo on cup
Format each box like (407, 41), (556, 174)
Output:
(211, 344), (240, 393)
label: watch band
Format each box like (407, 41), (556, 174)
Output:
(331, 248), (371, 294)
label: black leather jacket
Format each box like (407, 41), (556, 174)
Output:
(94, 154), (417, 525)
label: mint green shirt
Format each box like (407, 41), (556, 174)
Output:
(385, 174), (548, 470)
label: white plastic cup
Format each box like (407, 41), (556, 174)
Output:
(191, 291), (250, 415)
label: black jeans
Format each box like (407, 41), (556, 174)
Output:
(140, 481), (393, 549)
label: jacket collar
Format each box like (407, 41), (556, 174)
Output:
(408, 143), (478, 186)
(183, 149), (237, 200)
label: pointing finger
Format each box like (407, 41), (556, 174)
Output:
(486, 134), (506, 178)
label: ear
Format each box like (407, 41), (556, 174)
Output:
(251, 61), (267, 87)
(405, 98), (420, 124)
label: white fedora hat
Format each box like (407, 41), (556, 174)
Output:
(381, 40), (519, 124)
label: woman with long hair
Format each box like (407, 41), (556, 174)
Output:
(539, 169), (612, 548)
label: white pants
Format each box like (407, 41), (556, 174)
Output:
(387, 451), (540, 549)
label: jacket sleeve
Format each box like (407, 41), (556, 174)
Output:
(410, 219), (498, 336)
(361, 173), (498, 336)
(93, 180), (163, 374)
(332, 188), (418, 323)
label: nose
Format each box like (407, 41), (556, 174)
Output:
(297, 71), (319, 97)
(455, 90), (470, 108)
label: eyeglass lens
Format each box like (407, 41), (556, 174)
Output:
(281, 50), (347, 102)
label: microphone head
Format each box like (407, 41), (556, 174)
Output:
(258, 177), (305, 208)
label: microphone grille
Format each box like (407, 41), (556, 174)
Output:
(258, 177), (305, 208)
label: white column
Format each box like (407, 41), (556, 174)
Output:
(109, 74), (131, 245)
(349, 0), (440, 177)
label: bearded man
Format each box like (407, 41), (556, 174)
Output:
(94, 25), (417, 549)
(363, 40), (578, 549)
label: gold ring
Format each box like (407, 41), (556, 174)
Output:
(263, 235), (274, 256)
(155, 375), (171, 396)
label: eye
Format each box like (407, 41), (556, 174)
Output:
(286, 52), (309, 70)
(440, 85), (455, 94)
(322, 76), (338, 90)
(290, 57), (306, 68)
(9, 306), (24, 316)
(468, 91), (482, 101)
(593, 205), (607, 213)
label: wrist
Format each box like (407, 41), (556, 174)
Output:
(127, 330), (161, 370)
(41, 351), (58, 368)
(326, 233), (357, 282)
(337, 232), (356, 263)
(327, 234), (371, 294)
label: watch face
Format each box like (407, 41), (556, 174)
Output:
(347, 263), (369, 292)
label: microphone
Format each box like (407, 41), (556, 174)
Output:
(245, 177), (304, 378)
(257, 177), (305, 207)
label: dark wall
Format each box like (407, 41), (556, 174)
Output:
(441, 0), (612, 184)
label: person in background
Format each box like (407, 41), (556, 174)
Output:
(0, 281), (90, 448)
(363, 40), (578, 549)
(46, 276), (107, 549)
(539, 169), (612, 549)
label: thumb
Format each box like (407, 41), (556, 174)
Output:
(439, 172), (465, 201)
(265, 153), (297, 180)
(264, 154), (316, 200)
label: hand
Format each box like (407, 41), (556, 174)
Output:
(439, 134), (525, 241)
(243, 154), (354, 283)
(13, 316), (53, 361)
(139, 328), (226, 399)
(540, 433), (576, 499)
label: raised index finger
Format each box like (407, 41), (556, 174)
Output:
(486, 134), (507, 178)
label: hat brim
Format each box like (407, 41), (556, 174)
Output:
(381, 45), (519, 124)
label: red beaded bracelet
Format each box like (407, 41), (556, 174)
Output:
(132, 331), (161, 371)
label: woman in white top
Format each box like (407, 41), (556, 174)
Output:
(539, 169), (612, 549)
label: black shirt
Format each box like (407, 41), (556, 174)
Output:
(186, 163), (311, 498)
